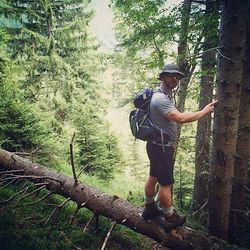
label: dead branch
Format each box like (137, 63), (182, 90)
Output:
(45, 197), (71, 225)
(69, 202), (87, 225)
(101, 221), (117, 250)
(60, 231), (83, 250)
(83, 213), (95, 233)
(11, 179), (22, 188)
(217, 49), (235, 63)
(76, 163), (89, 179)
(2, 174), (62, 184)
(0, 186), (30, 205)
(243, 185), (250, 193)
(34, 182), (49, 186)
(12, 146), (43, 157)
(190, 201), (208, 216)
(19, 180), (30, 189)
(0, 179), (16, 189)
(0, 169), (24, 175)
(24, 190), (55, 206)
(18, 185), (46, 201)
(231, 208), (250, 216)
(70, 132), (77, 185)
(69, 205), (81, 225)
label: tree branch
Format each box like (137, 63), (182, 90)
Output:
(70, 132), (77, 185)
(101, 221), (117, 250)
(83, 213), (96, 233)
(45, 197), (71, 225)
(18, 185), (46, 201)
(60, 231), (83, 250)
(0, 186), (30, 205)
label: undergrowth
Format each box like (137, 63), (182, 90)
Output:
(0, 183), (152, 250)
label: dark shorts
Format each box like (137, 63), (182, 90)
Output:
(146, 141), (174, 185)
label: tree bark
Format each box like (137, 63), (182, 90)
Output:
(229, 6), (250, 241)
(0, 148), (239, 250)
(190, 0), (219, 212)
(174, 0), (192, 161)
(208, 0), (247, 240)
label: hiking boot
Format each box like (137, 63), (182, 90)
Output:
(163, 210), (186, 230)
(142, 201), (163, 219)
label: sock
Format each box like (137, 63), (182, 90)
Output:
(145, 196), (154, 204)
(162, 206), (174, 216)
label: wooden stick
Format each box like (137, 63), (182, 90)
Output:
(2, 175), (62, 184)
(83, 213), (95, 233)
(0, 186), (30, 205)
(11, 179), (22, 188)
(101, 221), (117, 250)
(24, 190), (55, 206)
(70, 133), (77, 185)
(60, 231), (83, 250)
(0, 169), (24, 175)
(190, 201), (208, 216)
(243, 185), (250, 193)
(0, 179), (16, 189)
(76, 163), (89, 179)
(18, 185), (46, 201)
(45, 198), (71, 225)
(12, 146), (43, 157)
(69, 205), (81, 225)
(34, 182), (49, 186)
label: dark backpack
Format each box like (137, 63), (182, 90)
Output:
(129, 88), (171, 143)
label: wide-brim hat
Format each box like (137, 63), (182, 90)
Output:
(159, 63), (185, 79)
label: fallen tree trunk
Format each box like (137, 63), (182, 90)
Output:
(0, 149), (239, 250)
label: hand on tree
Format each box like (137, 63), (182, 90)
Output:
(202, 100), (218, 114)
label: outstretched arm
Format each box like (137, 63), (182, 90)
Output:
(165, 100), (217, 123)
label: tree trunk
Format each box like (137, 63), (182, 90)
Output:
(174, 0), (192, 160)
(190, 0), (219, 213)
(229, 6), (250, 242)
(208, 0), (247, 240)
(0, 148), (239, 250)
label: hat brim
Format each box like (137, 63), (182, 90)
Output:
(159, 70), (185, 79)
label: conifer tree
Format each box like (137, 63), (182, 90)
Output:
(191, 0), (219, 212)
(0, 29), (47, 152)
(1, 0), (122, 177)
(208, 0), (248, 239)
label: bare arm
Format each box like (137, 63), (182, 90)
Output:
(165, 100), (217, 123)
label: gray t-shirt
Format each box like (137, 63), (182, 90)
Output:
(149, 91), (177, 143)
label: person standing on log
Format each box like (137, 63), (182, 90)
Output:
(142, 63), (217, 229)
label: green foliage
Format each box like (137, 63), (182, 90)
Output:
(75, 113), (122, 180)
(111, 0), (179, 68)
(0, 1), (122, 177)
(0, 183), (151, 250)
(0, 29), (47, 152)
(0, 88), (46, 151)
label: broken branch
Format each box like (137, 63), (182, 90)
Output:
(0, 186), (30, 205)
(18, 185), (46, 201)
(45, 197), (71, 225)
(83, 213), (95, 233)
(101, 221), (117, 250)
(60, 231), (83, 250)
(70, 132), (77, 185)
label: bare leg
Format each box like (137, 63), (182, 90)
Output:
(145, 176), (157, 199)
(159, 184), (172, 208)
